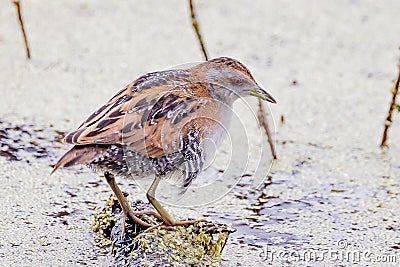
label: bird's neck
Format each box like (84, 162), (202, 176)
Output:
(206, 83), (237, 106)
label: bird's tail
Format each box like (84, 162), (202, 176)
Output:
(51, 145), (108, 175)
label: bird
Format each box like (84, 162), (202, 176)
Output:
(52, 57), (276, 232)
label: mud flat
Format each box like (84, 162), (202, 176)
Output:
(1, 0), (400, 266)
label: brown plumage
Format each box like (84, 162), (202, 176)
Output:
(52, 57), (276, 230)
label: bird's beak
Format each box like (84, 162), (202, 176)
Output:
(249, 86), (277, 103)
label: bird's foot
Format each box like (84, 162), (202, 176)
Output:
(120, 209), (162, 237)
(132, 209), (162, 220)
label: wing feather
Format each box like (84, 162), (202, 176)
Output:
(63, 71), (221, 159)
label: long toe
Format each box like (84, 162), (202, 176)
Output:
(126, 210), (152, 227)
(133, 209), (162, 220)
(143, 219), (208, 233)
(172, 218), (208, 227)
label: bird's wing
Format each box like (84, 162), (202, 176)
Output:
(63, 71), (219, 159)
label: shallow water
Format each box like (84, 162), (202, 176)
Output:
(1, 0), (400, 266)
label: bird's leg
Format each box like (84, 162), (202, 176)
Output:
(104, 172), (161, 233)
(146, 176), (205, 228)
(146, 176), (175, 225)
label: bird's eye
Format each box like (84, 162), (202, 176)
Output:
(233, 78), (242, 85)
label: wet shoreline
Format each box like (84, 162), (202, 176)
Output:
(1, 0), (400, 265)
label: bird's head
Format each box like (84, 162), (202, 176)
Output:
(195, 57), (276, 104)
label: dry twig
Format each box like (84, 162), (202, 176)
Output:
(189, 0), (209, 60)
(258, 100), (277, 159)
(381, 62), (400, 147)
(13, 0), (31, 59)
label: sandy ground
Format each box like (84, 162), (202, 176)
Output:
(1, 0), (400, 266)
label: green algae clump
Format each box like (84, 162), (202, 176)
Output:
(127, 221), (234, 266)
(91, 196), (118, 238)
(92, 196), (235, 266)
